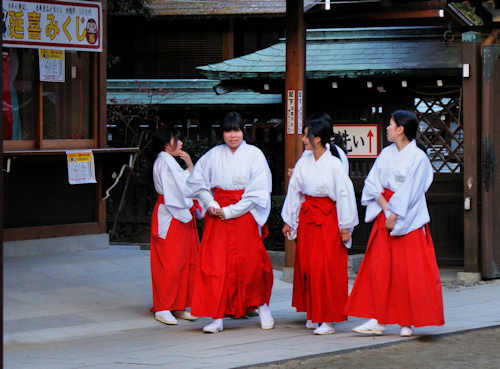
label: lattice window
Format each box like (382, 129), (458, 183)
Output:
(414, 95), (463, 174)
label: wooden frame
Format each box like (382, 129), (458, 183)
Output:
(3, 51), (100, 152)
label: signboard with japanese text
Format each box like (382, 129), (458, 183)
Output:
(39, 48), (64, 82)
(286, 90), (295, 134)
(2, 0), (102, 52)
(66, 150), (97, 184)
(297, 90), (303, 135)
(333, 124), (379, 158)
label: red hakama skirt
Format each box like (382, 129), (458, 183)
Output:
(150, 195), (200, 312)
(191, 188), (274, 319)
(293, 196), (348, 323)
(345, 189), (444, 327)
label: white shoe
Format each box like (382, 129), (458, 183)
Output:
(400, 326), (413, 337)
(173, 310), (198, 321)
(352, 319), (385, 335)
(203, 319), (223, 333)
(306, 320), (319, 329)
(258, 304), (275, 330)
(155, 310), (178, 325)
(313, 322), (335, 335)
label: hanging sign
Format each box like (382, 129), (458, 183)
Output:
(39, 49), (64, 82)
(66, 150), (97, 185)
(286, 90), (295, 135)
(2, 0), (102, 52)
(333, 124), (379, 158)
(297, 90), (303, 135)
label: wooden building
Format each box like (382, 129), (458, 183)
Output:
(107, 0), (324, 79)
(1, 0), (136, 256)
(197, 25), (465, 265)
(105, 0), (500, 279)
(192, 0), (500, 279)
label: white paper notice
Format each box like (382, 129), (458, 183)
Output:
(66, 150), (97, 185)
(39, 49), (65, 82)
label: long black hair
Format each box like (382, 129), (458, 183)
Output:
(391, 110), (418, 141)
(151, 124), (181, 157)
(305, 113), (342, 160)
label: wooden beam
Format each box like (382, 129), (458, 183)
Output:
(461, 33), (481, 273)
(367, 9), (442, 19)
(284, 0), (306, 269)
(4, 223), (103, 241)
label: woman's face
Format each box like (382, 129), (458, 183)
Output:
(302, 127), (320, 151)
(223, 129), (244, 152)
(165, 137), (183, 155)
(302, 128), (313, 151)
(386, 118), (404, 143)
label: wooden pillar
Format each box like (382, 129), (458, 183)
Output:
(0, 6), (4, 361)
(284, 0), (305, 273)
(480, 40), (500, 279)
(97, 0), (108, 230)
(222, 18), (235, 61)
(461, 32), (481, 273)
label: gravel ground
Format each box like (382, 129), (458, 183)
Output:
(242, 326), (500, 369)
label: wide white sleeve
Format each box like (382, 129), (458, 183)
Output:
(185, 150), (220, 212)
(361, 156), (384, 222)
(160, 163), (192, 223)
(281, 161), (304, 240)
(222, 150), (271, 224)
(333, 168), (359, 231)
(388, 156), (433, 218)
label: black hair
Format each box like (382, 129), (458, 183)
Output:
(305, 113), (343, 160)
(223, 111), (245, 132)
(151, 124), (181, 156)
(391, 110), (418, 141)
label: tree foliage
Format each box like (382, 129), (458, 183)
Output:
(108, 0), (152, 17)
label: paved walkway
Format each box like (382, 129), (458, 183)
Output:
(4, 246), (500, 369)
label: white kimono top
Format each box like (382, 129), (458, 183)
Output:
(362, 140), (433, 236)
(300, 144), (349, 174)
(281, 149), (359, 247)
(153, 151), (197, 239)
(185, 141), (272, 226)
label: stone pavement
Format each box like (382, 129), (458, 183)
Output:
(4, 246), (500, 369)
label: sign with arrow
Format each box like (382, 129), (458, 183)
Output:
(333, 124), (378, 158)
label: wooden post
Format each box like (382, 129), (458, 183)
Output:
(0, 11), (4, 363)
(284, 0), (305, 280)
(97, 0), (108, 231)
(461, 32), (481, 274)
(222, 18), (235, 61)
(480, 42), (500, 279)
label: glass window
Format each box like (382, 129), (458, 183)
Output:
(2, 48), (37, 140)
(4, 48), (93, 143)
(43, 51), (92, 139)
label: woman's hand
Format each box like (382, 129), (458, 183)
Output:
(340, 228), (351, 243)
(177, 150), (193, 171)
(282, 224), (292, 238)
(385, 213), (397, 230)
(287, 167), (294, 177)
(214, 208), (226, 220)
(207, 206), (218, 217)
(376, 195), (389, 212)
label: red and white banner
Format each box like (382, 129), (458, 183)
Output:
(2, 0), (102, 52)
